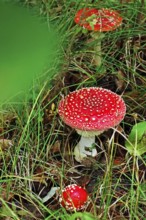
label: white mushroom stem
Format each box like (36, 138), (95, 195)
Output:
(41, 187), (60, 203)
(74, 135), (97, 162)
(94, 40), (102, 67)
(90, 32), (105, 67)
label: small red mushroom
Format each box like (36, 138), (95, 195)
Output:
(74, 8), (123, 66)
(59, 184), (88, 211)
(58, 87), (126, 162)
(74, 8), (123, 32)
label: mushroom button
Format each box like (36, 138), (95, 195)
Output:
(59, 184), (88, 211)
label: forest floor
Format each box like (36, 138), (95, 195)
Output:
(0, 1), (146, 220)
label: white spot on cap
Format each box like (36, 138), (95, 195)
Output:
(58, 87), (126, 132)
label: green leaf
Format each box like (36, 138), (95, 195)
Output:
(138, 182), (146, 200)
(0, 202), (19, 219)
(125, 121), (146, 156)
(0, 1), (61, 104)
(69, 212), (96, 220)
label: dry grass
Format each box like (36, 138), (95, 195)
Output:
(0, 0), (146, 219)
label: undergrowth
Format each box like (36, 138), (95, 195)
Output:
(0, 0), (146, 220)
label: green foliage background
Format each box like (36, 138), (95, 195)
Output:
(0, 1), (61, 104)
(126, 122), (146, 156)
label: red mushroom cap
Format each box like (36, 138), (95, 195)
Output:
(59, 184), (88, 211)
(58, 87), (126, 133)
(74, 8), (122, 32)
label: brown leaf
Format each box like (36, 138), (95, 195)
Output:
(50, 140), (61, 154)
(115, 70), (125, 91)
(0, 139), (13, 151)
(1, 184), (14, 201)
(113, 157), (125, 165)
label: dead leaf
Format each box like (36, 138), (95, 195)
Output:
(48, 140), (61, 154)
(0, 139), (13, 151)
(115, 70), (125, 91)
(0, 139), (13, 159)
(0, 183), (14, 201)
(113, 157), (125, 165)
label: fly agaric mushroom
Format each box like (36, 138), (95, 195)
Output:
(74, 8), (123, 67)
(58, 87), (126, 162)
(59, 184), (88, 211)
